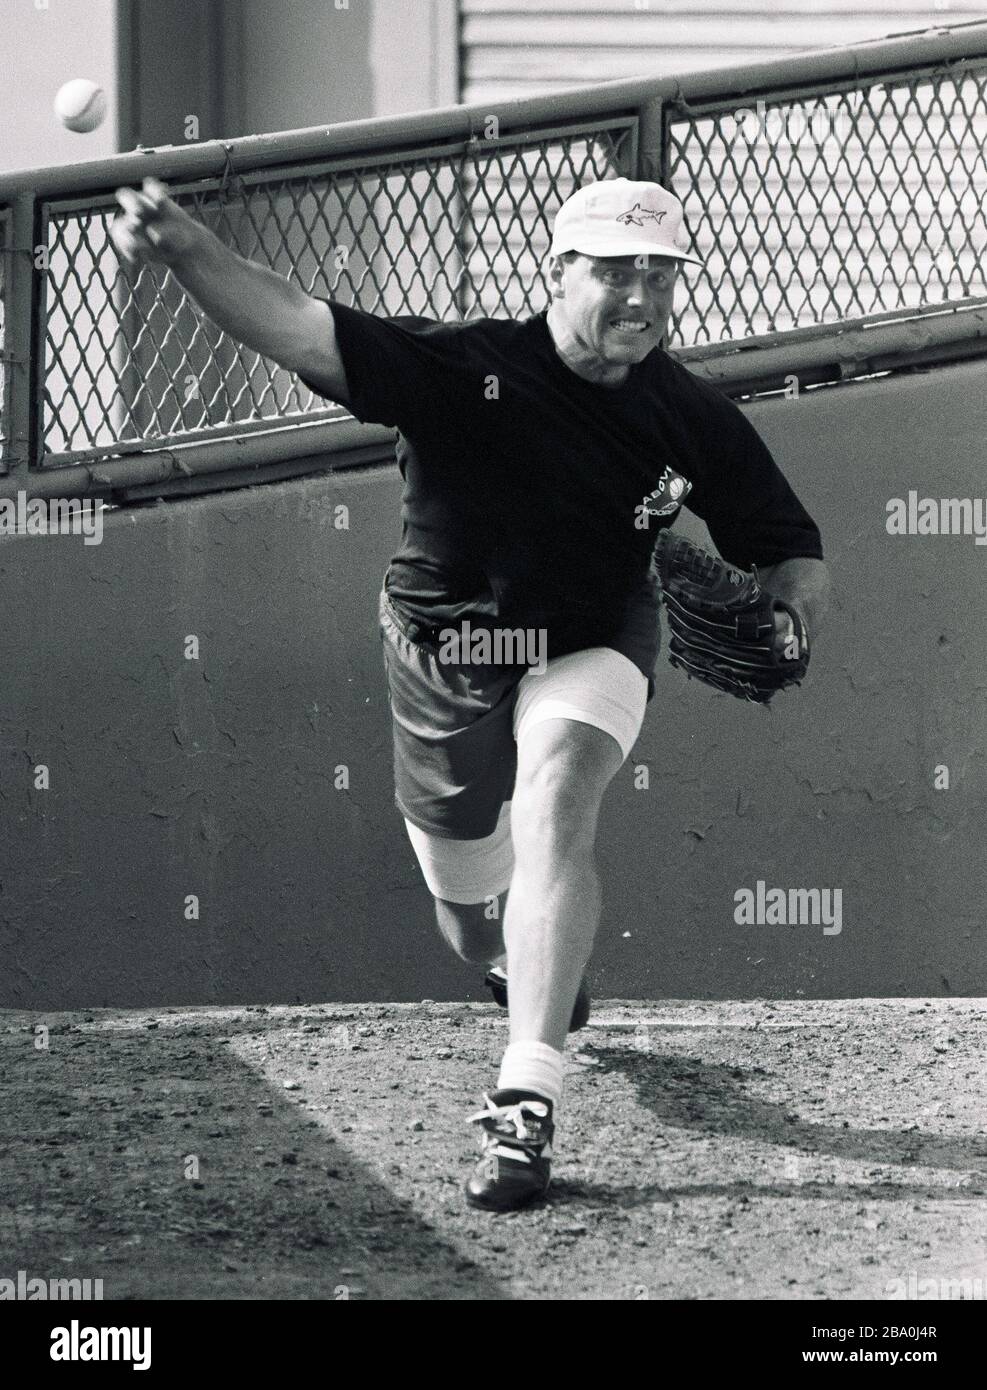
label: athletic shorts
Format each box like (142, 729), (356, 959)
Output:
(377, 572), (660, 848)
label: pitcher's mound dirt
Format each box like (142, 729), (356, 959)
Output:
(2, 998), (984, 1300)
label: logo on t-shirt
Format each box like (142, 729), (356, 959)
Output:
(641, 466), (692, 518)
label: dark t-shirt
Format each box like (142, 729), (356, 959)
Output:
(301, 301), (823, 675)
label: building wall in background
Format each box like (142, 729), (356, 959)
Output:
(224, 0), (374, 137)
(460, 0), (987, 103)
(119, 0), (454, 151)
(371, 0), (459, 114)
(10, 1), (987, 173)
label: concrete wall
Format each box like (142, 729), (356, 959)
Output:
(119, 0), (454, 150)
(229, 0), (374, 136)
(2, 358), (985, 1008)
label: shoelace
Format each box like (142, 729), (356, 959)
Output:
(467, 1093), (549, 1141)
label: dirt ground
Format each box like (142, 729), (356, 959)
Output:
(1, 998), (984, 1301)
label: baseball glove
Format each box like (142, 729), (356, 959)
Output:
(653, 529), (809, 705)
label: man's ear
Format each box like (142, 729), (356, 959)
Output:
(548, 255), (567, 297)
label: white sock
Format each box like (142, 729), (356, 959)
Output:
(489, 951), (507, 974)
(497, 1040), (564, 1111)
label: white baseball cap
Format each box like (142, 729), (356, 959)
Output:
(550, 177), (703, 266)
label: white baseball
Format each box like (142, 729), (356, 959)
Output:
(54, 79), (107, 134)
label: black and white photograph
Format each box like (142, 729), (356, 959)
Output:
(1, 0), (985, 1337)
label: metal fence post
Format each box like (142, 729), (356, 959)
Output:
(635, 95), (665, 184)
(3, 192), (41, 480)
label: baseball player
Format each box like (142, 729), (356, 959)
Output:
(112, 175), (830, 1212)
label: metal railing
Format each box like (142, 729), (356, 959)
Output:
(2, 21), (987, 500)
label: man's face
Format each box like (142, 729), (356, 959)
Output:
(550, 253), (679, 367)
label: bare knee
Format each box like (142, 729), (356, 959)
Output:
(512, 724), (621, 853)
(514, 764), (598, 841)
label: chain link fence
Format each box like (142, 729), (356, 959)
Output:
(38, 124), (631, 464)
(667, 64), (987, 345)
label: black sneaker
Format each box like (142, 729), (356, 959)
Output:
(483, 966), (591, 1032)
(464, 1088), (554, 1211)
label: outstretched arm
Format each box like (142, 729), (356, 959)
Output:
(111, 177), (350, 402)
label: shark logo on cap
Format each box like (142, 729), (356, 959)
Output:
(616, 204), (668, 228)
